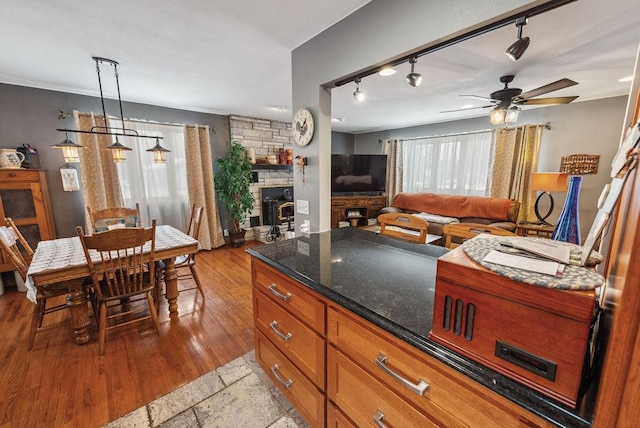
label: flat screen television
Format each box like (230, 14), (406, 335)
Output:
(331, 154), (387, 196)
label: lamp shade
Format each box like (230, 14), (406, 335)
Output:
(529, 172), (569, 192)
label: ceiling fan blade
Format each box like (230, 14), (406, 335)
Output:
(441, 105), (494, 113)
(460, 95), (498, 102)
(518, 78), (578, 100)
(519, 96), (579, 105)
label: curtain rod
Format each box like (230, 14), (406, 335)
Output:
(57, 110), (216, 134)
(380, 122), (552, 143)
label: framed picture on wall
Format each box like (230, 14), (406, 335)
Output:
(60, 166), (80, 192)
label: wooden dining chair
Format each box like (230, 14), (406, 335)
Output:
(87, 203), (141, 233)
(77, 220), (160, 355)
(443, 222), (516, 249)
(377, 213), (429, 244)
(1, 221), (72, 351)
(155, 205), (205, 309)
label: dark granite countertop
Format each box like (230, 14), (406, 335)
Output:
(247, 227), (593, 427)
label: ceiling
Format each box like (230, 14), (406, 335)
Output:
(1, 0), (639, 135)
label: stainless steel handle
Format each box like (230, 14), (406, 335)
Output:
(269, 320), (292, 341)
(375, 353), (430, 396)
(373, 410), (387, 428)
(271, 364), (293, 389)
(268, 284), (291, 301)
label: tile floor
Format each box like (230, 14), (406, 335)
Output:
(103, 351), (307, 428)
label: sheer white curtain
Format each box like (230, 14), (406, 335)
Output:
(402, 131), (493, 196)
(115, 120), (190, 230)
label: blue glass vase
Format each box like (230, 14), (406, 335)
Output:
(552, 175), (581, 244)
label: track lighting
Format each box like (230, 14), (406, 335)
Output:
(353, 78), (365, 102)
(505, 17), (530, 61)
(406, 57), (423, 87)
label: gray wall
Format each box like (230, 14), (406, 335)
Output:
(353, 96), (628, 240)
(292, 0), (556, 232)
(331, 131), (355, 154)
(0, 83), (229, 238)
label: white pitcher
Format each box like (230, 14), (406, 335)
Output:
(0, 149), (25, 168)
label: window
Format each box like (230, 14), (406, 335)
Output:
(402, 131), (493, 196)
(115, 120), (190, 229)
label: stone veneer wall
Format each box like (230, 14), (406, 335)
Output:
(229, 115), (293, 241)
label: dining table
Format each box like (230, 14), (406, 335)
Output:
(25, 224), (199, 345)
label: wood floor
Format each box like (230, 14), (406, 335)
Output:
(0, 241), (262, 428)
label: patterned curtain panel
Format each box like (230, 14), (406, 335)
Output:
(74, 111), (124, 230)
(381, 139), (403, 206)
(184, 125), (225, 249)
(490, 124), (543, 223)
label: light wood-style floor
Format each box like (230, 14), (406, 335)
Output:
(0, 241), (262, 428)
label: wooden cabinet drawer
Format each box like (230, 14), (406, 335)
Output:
(252, 259), (325, 334)
(254, 287), (325, 388)
(255, 330), (325, 427)
(0, 169), (41, 182)
(328, 346), (440, 427)
(328, 306), (550, 427)
(327, 402), (357, 428)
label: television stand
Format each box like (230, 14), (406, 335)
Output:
(331, 195), (387, 228)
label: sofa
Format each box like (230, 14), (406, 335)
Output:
(380, 192), (520, 238)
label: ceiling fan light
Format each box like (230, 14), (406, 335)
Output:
(506, 36), (530, 61)
(490, 107), (507, 125)
(505, 106), (520, 123)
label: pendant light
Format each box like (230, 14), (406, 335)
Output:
(406, 56), (423, 87)
(55, 57), (170, 164)
(51, 131), (84, 163)
(146, 137), (171, 163)
(505, 17), (530, 61)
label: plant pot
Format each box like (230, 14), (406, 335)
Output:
(229, 229), (247, 248)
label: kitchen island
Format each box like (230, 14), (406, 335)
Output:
(247, 227), (594, 427)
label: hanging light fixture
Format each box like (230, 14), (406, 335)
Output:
(51, 131), (84, 163)
(406, 56), (423, 87)
(505, 17), (530, 61)
(146, 137), (171, 164)
(56, 57), (169, 163)
(490, 104), (520, 125)
(353, 78), (365, 102)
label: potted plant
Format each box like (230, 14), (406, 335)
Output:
(215, 141), (255, 247)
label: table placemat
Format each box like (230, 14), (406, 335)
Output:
(461, 234), (604, 290)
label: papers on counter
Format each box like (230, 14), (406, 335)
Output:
(483, 249), (565, 277)
(498, 238), (571, 264)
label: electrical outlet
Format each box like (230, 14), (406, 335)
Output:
(223, 229), (229, 237)
(297, 199), (309, 215)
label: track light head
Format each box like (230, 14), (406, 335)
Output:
(506, 17), (530, 61)
(353, 78), (365, 102)
(406, 57), (423, 87)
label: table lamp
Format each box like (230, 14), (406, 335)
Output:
(529, 172), (569, 225)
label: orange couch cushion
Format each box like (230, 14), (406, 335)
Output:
(391, 192), (513, 221)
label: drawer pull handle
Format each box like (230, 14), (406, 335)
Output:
(268, 284), (291, 301)
(375, 353), (430, 396)
(271, 364), (293, 389)
(373, 410), (387, 428)
(269, 321), (292, 341)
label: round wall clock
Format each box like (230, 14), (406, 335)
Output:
(292, 108), (314, 146)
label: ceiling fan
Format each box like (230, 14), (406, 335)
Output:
(442, 74), (579, 113)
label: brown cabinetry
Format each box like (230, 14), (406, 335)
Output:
(330, 195), (386, 228)
(0, 169), (55, 273)
(252, 259), (327, 427)
(251, 257), (552, 427)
